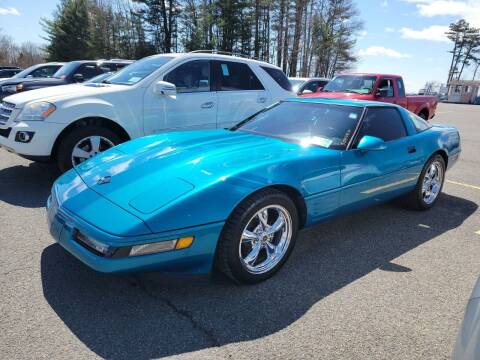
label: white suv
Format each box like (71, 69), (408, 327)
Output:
(0, 53), (293, 171)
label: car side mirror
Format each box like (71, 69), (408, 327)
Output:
(356, 135), (386, 152)
(153, 80), (177, 96)
(375, 89), (388, 97)
(301, 89), (313, 95)
(73, 73), (84, 83)
(26, 75), (33, 78)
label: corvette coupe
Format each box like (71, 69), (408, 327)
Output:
(46, 98), (461, 284)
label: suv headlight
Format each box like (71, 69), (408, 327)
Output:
(18, 102), (56, 121)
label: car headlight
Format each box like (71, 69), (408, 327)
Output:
(18, 102), (56, 121)
(2, 85), (17, 93)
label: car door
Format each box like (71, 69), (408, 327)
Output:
(143, 59), (217, 134)
(340, 107), (422, 210)
(214, 60), (271, 129)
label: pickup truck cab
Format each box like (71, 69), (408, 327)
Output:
(302, 73), (437, 120)
(0, 53), (293, 172)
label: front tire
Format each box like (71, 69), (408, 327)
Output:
(56, 126), (121, 173)
(216, 189), (299, 284)
(407, 154), (445, 210)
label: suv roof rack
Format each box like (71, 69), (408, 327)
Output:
(189, 50), (260, 61)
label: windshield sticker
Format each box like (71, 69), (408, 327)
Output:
(348, 113), (358, 119)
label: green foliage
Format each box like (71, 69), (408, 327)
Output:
(42, 0), (91, 61)
(41, 0), (362, 77)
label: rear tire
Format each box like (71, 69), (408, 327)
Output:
(405, 154), (445, 210)
(56, 125), (121, 173)
(215, 189), (299, 284)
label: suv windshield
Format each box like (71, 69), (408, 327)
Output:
(106, 56), (174, 85)
(323, 75), (377, 94)
(236, 101), (363, 150)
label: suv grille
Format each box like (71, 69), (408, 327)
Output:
(0, 101), (15, 125)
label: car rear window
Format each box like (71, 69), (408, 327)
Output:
(408, 111), (431, 132)
(261, 66), (292, 91)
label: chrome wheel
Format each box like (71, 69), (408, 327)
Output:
(422, 160), (443, 205)
(71, 136), (115, 166)
(239, 205), (292, 274)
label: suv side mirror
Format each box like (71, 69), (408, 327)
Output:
(73, 73), (84, 83)
(357, 135), (386, 152)
(153, 81), (177, 96)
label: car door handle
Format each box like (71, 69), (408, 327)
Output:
(257, 97), (267, 104)
(200, 101), (214, 109)
(407, 146), (416, 153)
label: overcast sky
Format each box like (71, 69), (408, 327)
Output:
(1, 0), (479, 92)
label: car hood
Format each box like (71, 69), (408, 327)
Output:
(301, 91), (375, 100)
(4, 83), (125, 106)
(74, 129), (303, 223)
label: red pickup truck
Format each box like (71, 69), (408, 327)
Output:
(302, 73), (438, 119)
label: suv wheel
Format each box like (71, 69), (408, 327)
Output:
(56, 126), (121, 173)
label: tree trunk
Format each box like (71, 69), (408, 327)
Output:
(289, 0), (305, 76)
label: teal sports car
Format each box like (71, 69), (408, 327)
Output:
(46, 98), (461, 284)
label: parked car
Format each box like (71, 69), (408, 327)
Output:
(0, 53), (293, 172)
(46, 98), (460, 283)
(0, 62), (65, 100)
(289, 77), (330, 95)
(0, 68), (22, 80)
(85, 72), (114, 84)
(303, 73), (438, 120)
(1, 59), (133, 98)
(453, 276), (480, 359)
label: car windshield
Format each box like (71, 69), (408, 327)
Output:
(12, 66), (37, 79)
(289, 78), (306, 92)
(106, 55), (174, 85)
(52, 62), (79, 79)
(323, 75), (377, 94)
(235, 101), (364, 150)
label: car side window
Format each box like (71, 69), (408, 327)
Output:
(164, 60), (211, 93)
(396, 78), (406, 97)
(302, 81), (320, 93)
(355, 108), (407, 144)
(31, 66), (58, 78)
(409, 112), (431, 132)
(377, 79), (394, 97)
(76, 64), (104, 80)
(217, 61), (264, 91)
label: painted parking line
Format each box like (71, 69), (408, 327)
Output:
(446, 180), (480, 191)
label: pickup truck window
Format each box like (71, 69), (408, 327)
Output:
(323, 75), (376, 94)
(397, 78), (406, 97)
(164, 60), (211, 93)
(377, 79), (394, 97)
(355, 108), (407, 143)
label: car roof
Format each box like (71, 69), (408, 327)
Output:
(144, 52), (283, 70)
(287, 97), (403, 108)
(337, 72), (401, 78)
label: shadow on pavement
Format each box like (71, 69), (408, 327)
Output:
(41, 193), (477, 359)
(0, 162), (58, 208)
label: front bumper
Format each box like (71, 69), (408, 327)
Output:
(46, 192), (224, 275)
(0, 120), (64, 157)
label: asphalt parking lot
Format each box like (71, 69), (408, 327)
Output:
(1, 102), (479, 359)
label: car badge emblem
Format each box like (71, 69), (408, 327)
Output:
(97, 176), (111, 185)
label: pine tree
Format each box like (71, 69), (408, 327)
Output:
(42, 0), (92, 61)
